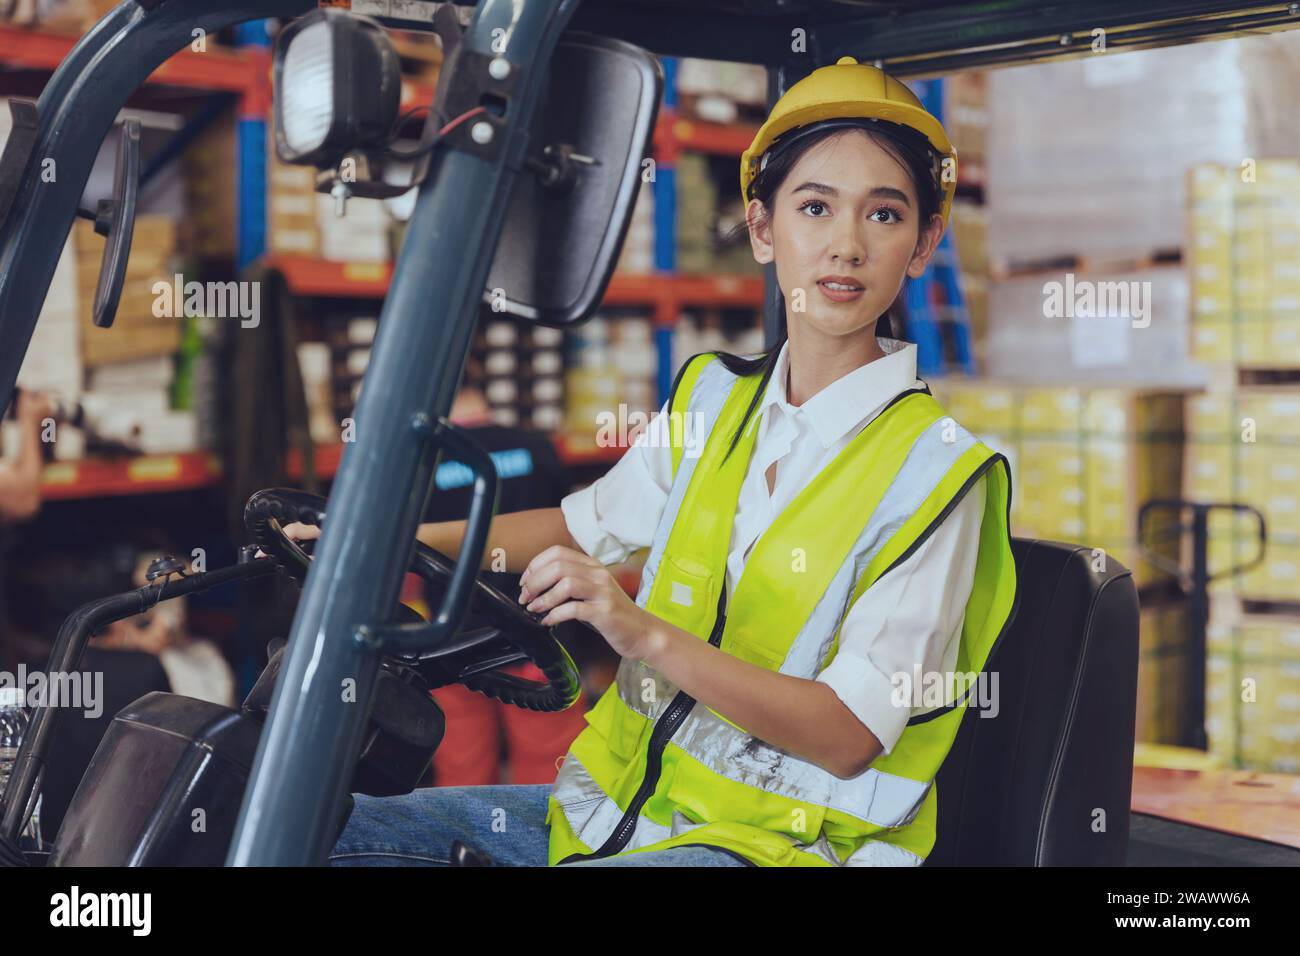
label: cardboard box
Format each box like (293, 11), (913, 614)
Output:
(928, 378), (1184, 587)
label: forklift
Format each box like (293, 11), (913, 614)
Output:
(0, 0), (1297, 867)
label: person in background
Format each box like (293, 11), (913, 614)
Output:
(0, 388), (52, 672)
(0, 389), (52, 525)
(90, 552), (237, 708)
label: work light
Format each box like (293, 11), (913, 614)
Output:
(273, 9), (402, 168)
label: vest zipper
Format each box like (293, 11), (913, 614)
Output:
(558, 586), (728, 864)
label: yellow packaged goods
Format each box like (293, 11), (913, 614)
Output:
(1188, 160), (1300, 368)
(1206, 605), (1300, 773)
(1136, 598), (1193, 745)
(925, 378), (1182, 587)
(1186, 383), (1300, 601)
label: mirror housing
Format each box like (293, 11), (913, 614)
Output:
(91, 118), (141, 330)
(484, 33), (663, 327)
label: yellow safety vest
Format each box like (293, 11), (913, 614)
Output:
(547, 352), (1018, 866)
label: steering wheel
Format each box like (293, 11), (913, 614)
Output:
(244, 488), (582, 712)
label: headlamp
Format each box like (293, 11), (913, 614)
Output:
(272, 9), (401, 168)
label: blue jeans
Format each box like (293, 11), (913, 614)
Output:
(328, 784), (749, 867)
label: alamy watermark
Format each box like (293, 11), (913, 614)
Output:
(1042, 273), (1151, 329)
(890, 666), (999, 719)
(152, 274), (260, 328)
(595, 405), (707, 458)
(0, 666), (103, 718)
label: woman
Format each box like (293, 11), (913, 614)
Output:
(325, 57), (1016, 867)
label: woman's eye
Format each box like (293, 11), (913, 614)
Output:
(800, 200), (828, 217)
(871, 207), (902, 224)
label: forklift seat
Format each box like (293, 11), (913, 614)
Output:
(926, 538), (1140, 866)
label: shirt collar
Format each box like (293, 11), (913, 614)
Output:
(757, 336), (920, 448)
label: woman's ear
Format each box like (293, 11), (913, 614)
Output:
(746, 198), (775, 265)
(905, 213), (946, 280)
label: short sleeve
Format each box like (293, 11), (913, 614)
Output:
(560, 398), (675, 566)
(816, 477), (987, 756)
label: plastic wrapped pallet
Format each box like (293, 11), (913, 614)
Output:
(985, 265), (1202, 386)
(988, 33), (1300, 264)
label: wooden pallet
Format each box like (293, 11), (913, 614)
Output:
(989, 247), (1182, 281)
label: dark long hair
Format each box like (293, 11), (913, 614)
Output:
(710, 118), (943, 463)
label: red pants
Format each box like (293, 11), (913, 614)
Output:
(430, 662), (590, 786)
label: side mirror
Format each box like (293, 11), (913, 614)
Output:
(88, 118), (141, 329)
(485, 33), (663, 327)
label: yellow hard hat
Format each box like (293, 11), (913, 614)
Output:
(740, 56), (957, 227)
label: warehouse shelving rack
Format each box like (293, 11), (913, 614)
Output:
(0, 29), (770, 497)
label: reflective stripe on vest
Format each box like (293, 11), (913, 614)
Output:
(547, 353), (1018, 867)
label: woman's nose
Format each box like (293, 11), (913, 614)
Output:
(830, 222), (866, 265)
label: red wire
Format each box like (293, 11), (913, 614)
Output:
(439, 105), (488, 136)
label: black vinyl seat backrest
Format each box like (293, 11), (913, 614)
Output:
(926, 538), (1140, 866)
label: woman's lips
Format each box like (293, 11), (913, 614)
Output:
(817, 279), (865, 302)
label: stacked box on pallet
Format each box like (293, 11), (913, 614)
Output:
(675, 153), (716, 275)
(16, 233), (82, 403)
(1186, 160), (1300, 603)
(984, 266), (1201, 386)
(615, 183), (655, 275)
(464, 316), (567, 433)
(1136, 596), (1194, 746)
(183, 112), (238, 259)
(928, 378), (1183, 589)
(674, 58), (767, 126)
(266, 118), (323, 257)
(987, 33), (1300, 265)
(1187, 382), (1300, 601)
(1188, 162), (1300, 368)
(84, 356), (197, 454)
(317, 193), (392, 264)
(564, 314), (656, 448)
(324, 315), (380, 426)
(74, 216), (181, 367)
(1206, 599), (1300, 773)
(5, 234), (83, 460)
(947, 72), (990, 370)
(1184, 160), (1300, 774)
(951, 199), (988, 369)
(296, 341), (337, 446)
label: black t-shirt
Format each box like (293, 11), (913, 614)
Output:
(421, 424), (571, 599)
(422, 424), (570, 522)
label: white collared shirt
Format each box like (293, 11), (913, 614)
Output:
(560, 337), (986, 755)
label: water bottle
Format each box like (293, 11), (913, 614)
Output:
(0, 686), (42, 849)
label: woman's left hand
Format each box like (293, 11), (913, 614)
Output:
(519, 545), (658, 662)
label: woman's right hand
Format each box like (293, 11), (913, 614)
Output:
(254, 521), (321, 559)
